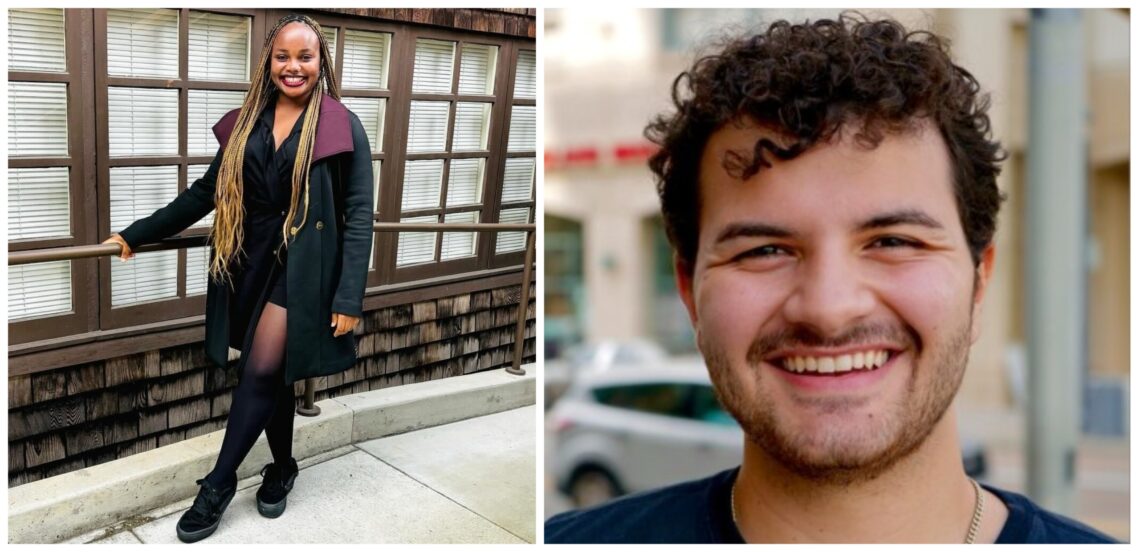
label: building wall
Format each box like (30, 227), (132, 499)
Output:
(8, 281), (535, 487)
(542, 9), (1129, 416)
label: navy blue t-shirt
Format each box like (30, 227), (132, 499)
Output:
(544, 467), (1117, 544)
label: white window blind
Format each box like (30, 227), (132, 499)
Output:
(514, 49), (536, 99)
(106, 9), (179, 79)
(372, 160), (383, 213)
(412, 38), (455, 94)
(108, 87), (179, 157)
(507, 105), (536, 152)
(9, 8), (66, 73)
(495, 207), (529, 253)
(451, 102), (490, 151)
(321, 26), (338, 66)
(187, 89), (244, 156)
(9, 261), (72, 321)
(401, 160), (443, 211)
(186, 246), (210, 296)
(370, 160), (381, 271)
(441, 211), (478, 261)
(501, 158), (535, 203)
(458, 43), (497, 96)
(8, 81), (69, 157)
(9, 167), (71, 240)
(112, 250), (179, 306)
(396, 215), (437, 266)
(342, 29), (391, 90)
(188, 11), (250, 82)
(445, 158), (484, 207)
(187, 163), (216, 229)
(110, 165), (180, 307)
(407, 101), (449, 153)
(342, 97), (386, 153)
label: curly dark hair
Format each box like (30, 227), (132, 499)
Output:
(647, 13), (1005, 271)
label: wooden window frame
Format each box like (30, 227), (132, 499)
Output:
(489, 43), (536, 270)
(8, 9), (98, 344)
(93, 8), (263, 331)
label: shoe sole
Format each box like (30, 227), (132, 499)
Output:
(176, 492), (234, 543)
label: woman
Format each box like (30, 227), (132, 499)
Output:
(103, 14), (373, 543)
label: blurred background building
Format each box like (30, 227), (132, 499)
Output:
(542, 8), (1128, 541)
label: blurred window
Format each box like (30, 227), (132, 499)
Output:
(592, 383), (691, 418)
(691, 384), (737, 427)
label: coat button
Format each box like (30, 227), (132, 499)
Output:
(316, 221), (324, 230)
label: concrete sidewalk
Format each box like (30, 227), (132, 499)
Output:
(70, 406), (536, 544)
(10, 367), (536, 544)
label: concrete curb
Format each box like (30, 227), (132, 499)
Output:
(8, 367), (536, 544)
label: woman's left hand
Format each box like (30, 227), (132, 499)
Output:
(330, 312), (360, 337)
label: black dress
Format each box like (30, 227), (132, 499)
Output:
(226, 97), (306, 350)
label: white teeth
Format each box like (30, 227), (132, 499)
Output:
(780, 350), (893, 374)
(817, 357), (835, 373)
(835, 355), (852, 373)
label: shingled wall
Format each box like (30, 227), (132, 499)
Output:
(8, 283), (536, 487)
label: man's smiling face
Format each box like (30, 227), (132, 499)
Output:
(677, 119), (994, 483)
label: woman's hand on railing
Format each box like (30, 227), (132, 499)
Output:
(102, 234), (134, 262)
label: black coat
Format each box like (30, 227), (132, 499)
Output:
(119, 94), (374, 384)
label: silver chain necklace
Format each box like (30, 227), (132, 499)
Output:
(729, 477), (985, 544)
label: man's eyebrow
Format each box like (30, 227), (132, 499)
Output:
(857, 209), (945, 231)
(714, 222), (795, 244)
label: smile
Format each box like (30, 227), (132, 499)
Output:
(779, 350), (892, 374)
(281, 76), (307, 87)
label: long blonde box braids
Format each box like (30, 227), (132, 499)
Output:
(207, 14), (340, 286)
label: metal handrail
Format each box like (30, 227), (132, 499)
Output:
(9, 222), (537, 417)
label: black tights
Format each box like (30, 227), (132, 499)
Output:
(205, 302), (295, 488)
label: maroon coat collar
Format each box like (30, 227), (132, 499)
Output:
(212, 93), (354, 163)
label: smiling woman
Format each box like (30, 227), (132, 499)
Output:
(102, 13), (374, 543)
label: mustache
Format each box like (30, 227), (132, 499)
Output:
(745, 323), (919, 363)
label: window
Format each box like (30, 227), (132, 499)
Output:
(592, 383), (692, 419)
(334, 25), (393, 273)
(394, 38), (500, 273)
(97, 8), (253, 329)
(494, 47), (536, 259)
(8, 8), (93, 343)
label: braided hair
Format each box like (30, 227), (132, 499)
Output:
(208, 13), (340, 285)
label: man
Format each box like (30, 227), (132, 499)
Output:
(545, 14), (1115, 544)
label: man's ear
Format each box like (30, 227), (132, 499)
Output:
(969, 243), (997, 343)
(675, 252), (699, 328)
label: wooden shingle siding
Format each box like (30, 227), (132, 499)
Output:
(315, 8), (535, 38)
(9, 282), (535, 486)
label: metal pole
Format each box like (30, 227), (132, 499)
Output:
(507, 230), (535, 376)
(1025, 8), (1085, 514)
(297, 379), (320, 416)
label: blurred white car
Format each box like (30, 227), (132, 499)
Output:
(549, 361), (741, 507)
(549, 360), (988, 508)
(545, 339), (668, 407)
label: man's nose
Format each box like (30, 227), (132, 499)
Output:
(781, 247), (875, 338)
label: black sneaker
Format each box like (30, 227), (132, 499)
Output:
(176, 478), (236, 543)
(256, 458), (298, 518)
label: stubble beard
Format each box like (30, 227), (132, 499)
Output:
(702, 316), (972, 487)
